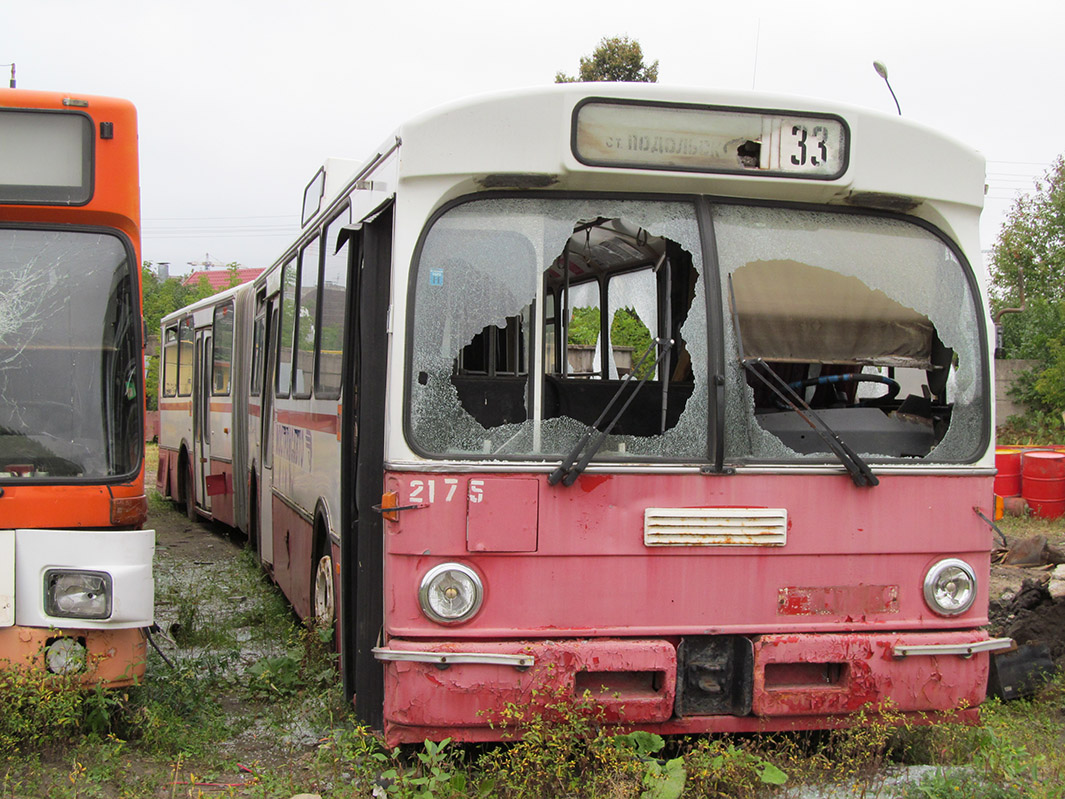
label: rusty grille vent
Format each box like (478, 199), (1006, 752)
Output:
(643, 507), (787, 547)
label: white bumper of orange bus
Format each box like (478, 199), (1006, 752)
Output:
(1, 529), (154, 629)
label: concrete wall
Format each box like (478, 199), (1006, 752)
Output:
(996, 359), (1040, 424)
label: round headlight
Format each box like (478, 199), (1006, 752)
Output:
(46, 637), (87, 675)
(419, 563), (483, 624)
(923, 558), (977, 616)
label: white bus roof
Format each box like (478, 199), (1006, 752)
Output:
(390, 84), (985, 213)
(160, 280), (252, 326)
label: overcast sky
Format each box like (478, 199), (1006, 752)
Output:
(3, 0), (1061, 275)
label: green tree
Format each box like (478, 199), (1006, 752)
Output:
(555, 36), (658, 84)
(991, 156), (1065, 429)
(990, 156), (1065, 310)
(568, 306), (601, 346)
(225, 261), (244, 290)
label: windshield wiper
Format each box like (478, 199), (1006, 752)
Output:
(549, 337), (673, 487)
(726, 276), (878, 489)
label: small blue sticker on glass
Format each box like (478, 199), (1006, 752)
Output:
(429, 268), (444, 286)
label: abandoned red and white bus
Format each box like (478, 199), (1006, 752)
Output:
(0, 89), (153, 685)
(164, 84), (1011, 744)
(157, 282), (255, 531)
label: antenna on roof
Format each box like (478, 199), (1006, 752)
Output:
(1, 63), (14, 89)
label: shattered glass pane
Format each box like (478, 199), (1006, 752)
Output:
(715, 205), (985, 462)
(0, 229), (140, 479)
(409, 198), (707, 461)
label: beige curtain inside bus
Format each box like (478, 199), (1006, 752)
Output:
(731, 260), (934, 369)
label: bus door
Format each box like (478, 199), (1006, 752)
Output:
(258, 299), (279, 566)
(342, 203), (392, 727)
(193, 329), (213, 514)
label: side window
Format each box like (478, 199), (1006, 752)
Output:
(212, 301), (235, 396)
(276, 260), (296, 399)
(544, 289), (557, 373)
(607, 269), (658, 380)
(316, 207), (350, 399)
(162, 325), (178, 397)
(250, 311), (265, 398)
(564, 281), (603, 378)
(294, 237), (320, 398)
(457, 313), (529, 376)
(177, 317), (194, 397)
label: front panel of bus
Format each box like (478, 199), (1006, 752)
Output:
(375, 91), (999, 743)
(0, 90), (153, 685)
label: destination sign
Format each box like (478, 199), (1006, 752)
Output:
(573, 99), (848, 179)
(0, 109), (92, 204)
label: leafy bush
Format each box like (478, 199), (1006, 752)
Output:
(0, 667), (84, 752)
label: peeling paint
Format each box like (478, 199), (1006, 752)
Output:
(778, 585), (899, 617)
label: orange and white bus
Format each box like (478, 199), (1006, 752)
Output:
(0, 89), (153, 685)
(163, 85), (1010, 745)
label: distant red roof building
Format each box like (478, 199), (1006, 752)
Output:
(182, 268), (263, 290)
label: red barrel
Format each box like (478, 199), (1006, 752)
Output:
(1022, 450), (1065, 519)
(994, 448), (1023, 497)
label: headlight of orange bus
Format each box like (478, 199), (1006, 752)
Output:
(923, 558), (976, 616)
(44, 569), (112, 620)
(419, 563), (483, 624)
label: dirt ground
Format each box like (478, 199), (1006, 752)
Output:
(148, 499), (335, 785)
(989, 565), (1065, 664)
(155, 509), (237, 562)
(987, 513), (1065, 674)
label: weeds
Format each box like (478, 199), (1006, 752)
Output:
(474, 686), (644, 798)
(0, 666), (84, 752)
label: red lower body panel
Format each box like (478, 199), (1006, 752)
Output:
(380, 630), (990, 746)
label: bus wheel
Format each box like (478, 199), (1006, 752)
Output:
(313, 549), (335, 630)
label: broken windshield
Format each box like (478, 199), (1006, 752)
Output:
(0, 228), (141, 480)
(405, 198), (988, 465)
(717, 205), (986, 462)
(408, 197), (708, 461)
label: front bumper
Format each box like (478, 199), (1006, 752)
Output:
(378, 630), (1008, 745)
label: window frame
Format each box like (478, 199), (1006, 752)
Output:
(314, 204), (352, 401)
(211, 300), (235, 397)
(275, 260), (296, 399)
(162, 324), (179, 398)
(292, 236), (320, 401)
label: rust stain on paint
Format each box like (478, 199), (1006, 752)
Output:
(778, 585), (899, 617)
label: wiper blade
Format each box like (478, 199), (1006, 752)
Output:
(726, 275), (877, 489)
(549, 337), (673, 487)
(743, 359), (878, 487)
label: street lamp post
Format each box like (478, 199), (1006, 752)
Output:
(873, 60), (901, 116)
